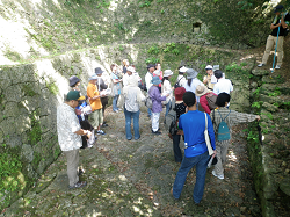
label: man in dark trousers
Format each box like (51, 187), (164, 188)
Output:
(95, 67), (109, 127)
(172, 92), (216, 204)
(258, 5), (290, 69)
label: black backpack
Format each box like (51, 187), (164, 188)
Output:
(174, 77), (183, 88)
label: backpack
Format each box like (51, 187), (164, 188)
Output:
(205, 93), (218, 110)
(216, 109), (231, 141)
(165, 100), (177, 135)
(145, 87), (153, 109)
(174, 77), (183, 88)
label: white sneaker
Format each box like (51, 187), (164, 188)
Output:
(275, 65), (281, 69)
(258, 63), (265, 67)
(212, 170), (224, 180)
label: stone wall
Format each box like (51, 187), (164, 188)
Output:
(0, 0), (274, 65)
(0, 43), (252, 209)
(247, 70), (290, 217)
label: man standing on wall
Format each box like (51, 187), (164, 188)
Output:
(258, 5), (290, 69)
(57, 91), (92, 189)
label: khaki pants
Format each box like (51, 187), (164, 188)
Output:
(214, 140), (230, 175)
(64, 149), (79, 187)
(261, 35), (284, 65)
(89, 109), (103, 129)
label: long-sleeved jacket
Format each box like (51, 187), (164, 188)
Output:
(149, 86), (166, 113)
(200, 92), (217, 115)
(145, 72), (153, 93)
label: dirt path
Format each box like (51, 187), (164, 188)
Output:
(1, 105), (261, 217)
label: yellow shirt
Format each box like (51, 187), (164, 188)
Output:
(87, 83), (102, 111)
(203, 74), (216, 90)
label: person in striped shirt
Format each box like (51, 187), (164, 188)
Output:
(211, 93), (260, 180)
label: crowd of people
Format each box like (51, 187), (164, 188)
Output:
(56, 59), (261, 204)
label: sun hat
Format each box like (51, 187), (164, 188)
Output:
(70, 76), (80, 87)
(153, 70), (160, 76)
(174, 87), (187, 101)
(187, 68), (198, 79)
(66, 91), (82, 101)
(179, 66), (188, 73)
(152, 77), (161, 85)
(205, 65), (213, 71)
(95, 67), (104, 74)
(126, 66), (135, 73)
(164, 70), (173, 77)
(89, 74), (98, 80)
(147, 64), (154, 69)
(195, 85), (209, 96)
(274, 5), (284, 13)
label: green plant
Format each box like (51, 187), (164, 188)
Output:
(27, 110), (42, 146)
(145, 57), (160, 64)
(147, 45), (159, 55)
(119, 45), (124, 51)
(164, 43), (180, 56)
(252, 101), (261, 108)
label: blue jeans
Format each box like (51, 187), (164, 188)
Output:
(113, 95), (118, 111)
(165, 102), (170, 117)
(147, 108), (152, 117)
(124, 108), (140, 140)
(173, 151), (210, 203)
(173, 135), (183, 162)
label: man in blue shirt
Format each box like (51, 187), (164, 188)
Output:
(172, 92), (216, 204)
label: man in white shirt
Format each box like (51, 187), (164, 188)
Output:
(57, 91), (92, 189)
(123, 66), (134, 87)
(213, 70), (233, 107)
(175, 66), (188, 88)
(145, 64), (154, 117)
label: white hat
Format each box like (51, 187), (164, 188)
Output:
(205, 65), (213, 70)
(127, 66), (135, 73)
(164, 70), (173, 77)
(153, 70), (160, 76)
(89, 74), (98, 80)
(179, 66), (188, 73)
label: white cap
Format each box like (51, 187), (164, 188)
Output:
(127, 66), (135, 73)
(205, 65), (213, 70)
(179, 66), (188, 73)
(153, 70), (160, 76)
(164, 70), (173, 77)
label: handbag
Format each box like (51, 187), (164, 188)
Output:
(204, 113), (213, 155)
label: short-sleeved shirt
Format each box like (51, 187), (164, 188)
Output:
(111, 72), (121, 95)
(270, 13), (290, 37)
(57, 103), (82, 151)
(213, 78), (233, 95)
(87, 83), (102, 111)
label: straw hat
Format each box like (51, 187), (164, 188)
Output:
(195, 85), (209, 96)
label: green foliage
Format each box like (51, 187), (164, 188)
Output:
(164, 43), (180, 56)
(27, 110), (42, 146)
(119, 45), (124, 51)
(139, 0), (154, 7)
(115, 23), (125, 30)
(0, 147), (23, 192)
(253, 87), (261, 95)
(45, 80), (59, 95)
(147, 45), (159, 55)
(145, 57), (160, 64)
(252, 101), (261, 108)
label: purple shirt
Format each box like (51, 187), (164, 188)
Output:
(149, 86), (166, 113)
